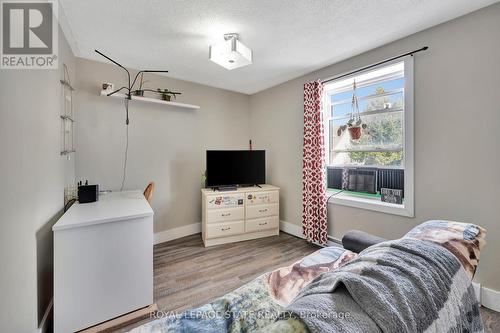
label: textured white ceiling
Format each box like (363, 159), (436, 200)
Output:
(59, 0), (498, 94)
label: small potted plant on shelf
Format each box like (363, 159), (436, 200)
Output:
(336, 79), (366, 140)
(133, 73), (149, 97)
(156, 88), (181, 101)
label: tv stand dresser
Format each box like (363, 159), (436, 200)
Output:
(201, 184), (279, 246)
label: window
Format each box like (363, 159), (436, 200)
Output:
(324, 58), (414, 217)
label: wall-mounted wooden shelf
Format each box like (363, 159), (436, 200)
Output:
(100, 91), (200, 110)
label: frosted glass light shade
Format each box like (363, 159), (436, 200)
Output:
(209, 37), (253, 70)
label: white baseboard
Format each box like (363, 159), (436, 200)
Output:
(37, 298), (53, 333)
(469, 282), (500, 312)
(154, 220), (322, 244)
(154, 223), (201, 245)
(279, 220), (342, 245)
(154, 220), (303, 245)
(481, 286), (500, 312)
(279, 220), (304, 239)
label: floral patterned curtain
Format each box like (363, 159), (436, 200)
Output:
(302, 81), (328, 244)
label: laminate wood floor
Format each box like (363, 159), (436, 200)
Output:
(117, 232), (500, 332)
(117, 232), (319, 332)
(153, 232), (319, 313)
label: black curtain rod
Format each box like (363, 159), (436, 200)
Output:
(322, 46), (428, 84)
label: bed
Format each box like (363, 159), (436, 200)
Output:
(129, 220), (486, 333)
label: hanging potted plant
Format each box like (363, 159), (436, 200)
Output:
(347, 118), (366, 140)
(337, 79), (367, 140)
(337, 119), (367, 139)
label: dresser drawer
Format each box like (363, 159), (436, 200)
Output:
(207, 207), (244, 223)
(246, 203), (279, 219)
(206, 221), (244, 239)
(246, 191), (279, 206)
(206, 193), (245, 209)
(246, 216), (279, 233)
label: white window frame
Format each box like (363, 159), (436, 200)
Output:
(323, 56), (414, 217)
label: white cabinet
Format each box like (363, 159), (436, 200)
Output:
(201, 185), (279, 246)
(52, 191), (154, 333)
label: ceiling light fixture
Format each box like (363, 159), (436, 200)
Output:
(209, 33), (253, 70)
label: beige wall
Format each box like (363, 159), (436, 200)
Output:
(2, 6), (498, 332)
(70, 4), (500, 304)
(75, 59), (251, 232)
(249, 3), (500, 290)
(0, 27), (76, 332)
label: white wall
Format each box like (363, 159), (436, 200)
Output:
(0, 27), (76, 332)
(249, 3), (500, 291)
(74, 58), (251, 233)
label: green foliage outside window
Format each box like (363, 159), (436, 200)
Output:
(348, 87), (404, 166)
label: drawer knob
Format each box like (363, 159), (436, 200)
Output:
(221, 227), (231, 231)
(221, 213), (231, 217)
(259, 222), (268, 226)
(258, 208), (268, 213)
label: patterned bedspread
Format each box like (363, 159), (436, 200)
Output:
(282, 238), (483, 333)
(129, 246), (356, 333)
(130, 221), (485, 333)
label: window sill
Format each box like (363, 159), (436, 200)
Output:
(327, 190), (413, 217)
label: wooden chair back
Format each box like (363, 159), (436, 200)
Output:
(143, 182), (155, 204)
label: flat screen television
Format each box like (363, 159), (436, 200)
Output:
(206, 150), (265, 188)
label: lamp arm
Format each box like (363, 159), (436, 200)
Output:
(131, 70), (170, 91)
(106, 86), (128, 97)
(94, 50), (169, 100)
(130, 70), (147, 91)
(95, 49), (132, 98)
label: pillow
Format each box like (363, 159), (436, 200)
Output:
(404, 220), (486, 279)
(342, 229), (387, 253)
(265, 247), (357, 305)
